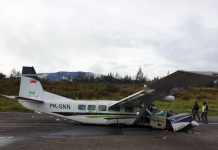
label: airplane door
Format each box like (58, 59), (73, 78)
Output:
(150, 110), (167, 129)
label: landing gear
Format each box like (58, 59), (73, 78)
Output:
(117, 124), (124, 127)
(116, 119), (125, 127)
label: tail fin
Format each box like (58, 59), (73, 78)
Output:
(19, 66), (44, 102)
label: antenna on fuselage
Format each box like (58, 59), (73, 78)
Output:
(74, 95), (78, 101)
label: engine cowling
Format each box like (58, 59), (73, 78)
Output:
(157, 95), (175, 102)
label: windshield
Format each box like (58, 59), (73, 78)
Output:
(148, 106), (167, 117)
(150, 107), (159, 113)
(155, 110), (167, 117)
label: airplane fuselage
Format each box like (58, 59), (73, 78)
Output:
(18, 99), (137, 125)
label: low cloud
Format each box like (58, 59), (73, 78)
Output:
(1, 0), (218, 78)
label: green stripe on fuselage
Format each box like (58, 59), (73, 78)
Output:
(86, 115), (136, 118)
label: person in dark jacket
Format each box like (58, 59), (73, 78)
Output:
(192, 102), (201, 122)
(201, 101), (208, 124)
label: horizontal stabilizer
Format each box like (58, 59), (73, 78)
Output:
(17, 96), (44, 103)
(1, 95), (44, 103)
(1, 95), (18, 99)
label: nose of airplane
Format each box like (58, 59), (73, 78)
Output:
(191, 120), (199, 127)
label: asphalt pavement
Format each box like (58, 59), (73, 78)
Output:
(0, 113), (218, 150)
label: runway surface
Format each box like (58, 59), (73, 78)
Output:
(0, 113), (218, 150)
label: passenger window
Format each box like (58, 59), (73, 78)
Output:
(98, 105), (107, 111)
(78, 105), (86, 111)
(125, 107), (134, 113)
(108, 106), (120, 112)
(88, 105), (96, 111)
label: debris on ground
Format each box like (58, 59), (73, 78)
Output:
(163, 136), (167, 139)
(187, 130), (193, 134)
(186, 130), (201, 134)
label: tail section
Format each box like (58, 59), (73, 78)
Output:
(19, 66), (44, 102)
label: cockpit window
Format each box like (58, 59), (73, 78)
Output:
(108, 106), (120, 112)
(125, 107), (134, 113)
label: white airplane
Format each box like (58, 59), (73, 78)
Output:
(3, 67), (218, 132)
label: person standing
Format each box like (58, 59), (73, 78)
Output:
(192, 102), (201, 122)
(201, 101), (208, 124)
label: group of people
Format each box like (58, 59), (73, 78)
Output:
(192, 101), (208, 124)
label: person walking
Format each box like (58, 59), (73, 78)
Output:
(192, 102), (201, 122)
(201, 101), (208, 124)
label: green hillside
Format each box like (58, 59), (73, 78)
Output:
(0, 78), (218, 115)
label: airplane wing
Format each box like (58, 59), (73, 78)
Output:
(109, 70), (218, 124)
(109, 71), (218, 108)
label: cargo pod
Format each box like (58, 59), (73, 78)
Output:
(167, 114), (194, 132)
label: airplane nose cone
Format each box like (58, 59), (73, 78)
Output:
(191, 120), (199, 127)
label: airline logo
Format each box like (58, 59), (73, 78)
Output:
(27, 90), (39, 97)
(29, 91), (35, 95)
(28, 80), (39, 98)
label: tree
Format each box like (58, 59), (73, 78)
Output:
(135, 67), (144, 83)
(88, 73), (95, 83)
(16, 71), (21, 78)
(108, 72), (114, 83)
(67, 75), (72, 81)
(76, 72), (86, 83)
(123, 74), (132, 84)
(152, 76), (159, 82)
(10, 68), (21, 79)
(114, 72), (122, 84)
(0, 72), (6, 80)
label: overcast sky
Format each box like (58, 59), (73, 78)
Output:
(0, 0), (218, 79)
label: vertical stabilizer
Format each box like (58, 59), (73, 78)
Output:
(19, 67), (44, 102)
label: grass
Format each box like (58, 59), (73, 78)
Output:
(154, 99), (218, 116)
(0, 78), (218, 115)
(154, 88), (218, 115)
(0, 96), (34, 113)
